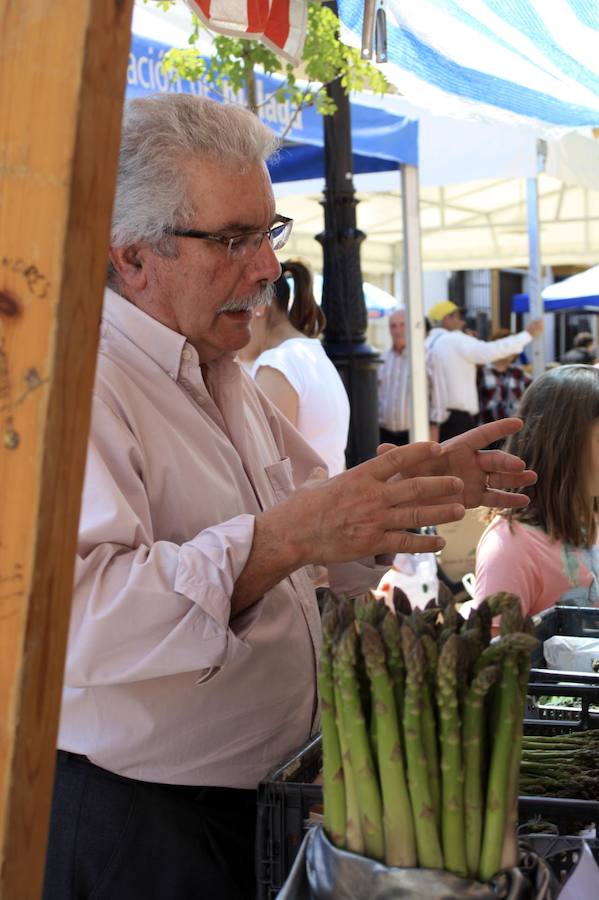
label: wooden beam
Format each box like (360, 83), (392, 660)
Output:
(0, 2), (133, 895)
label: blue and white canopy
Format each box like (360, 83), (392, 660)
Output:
(514, 264), (599, 313)
(127, 29), (418, 183)
(338, 0), (599, 131)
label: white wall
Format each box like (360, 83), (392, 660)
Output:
(386, 268), (449, 313)
(423, 271), (449, 314)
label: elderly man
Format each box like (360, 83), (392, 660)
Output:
(43, 95), (536, 900)
(425, 300), (543, 441)
(378, 307), (411, 446)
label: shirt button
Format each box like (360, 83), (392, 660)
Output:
(182, 349), (192, 360)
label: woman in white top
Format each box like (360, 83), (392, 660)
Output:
(247, 260), (350, 476)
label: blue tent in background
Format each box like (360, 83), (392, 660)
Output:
(513, 266), (599, 313)
(127, 33), (418, 183)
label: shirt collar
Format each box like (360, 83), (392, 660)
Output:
(102, 288), (189, 378)
(101, 288), (241, 386)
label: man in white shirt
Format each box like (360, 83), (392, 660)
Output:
(42, 95), (539, 900)
(425, 300), (543, 441)
(378, 308), (411, 446)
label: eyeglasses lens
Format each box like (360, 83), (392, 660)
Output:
(226, 219), (293, 260)
(271, 220), (292, 252)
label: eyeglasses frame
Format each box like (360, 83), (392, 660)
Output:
(164, 215), (293, 257)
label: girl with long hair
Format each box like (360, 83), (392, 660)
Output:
(245, 259), (350, 476)
(474, 364), (599, 615)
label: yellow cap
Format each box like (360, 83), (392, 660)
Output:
(427, 300), (459, 321)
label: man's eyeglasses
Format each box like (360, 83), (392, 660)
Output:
(164, 215), (293, 261)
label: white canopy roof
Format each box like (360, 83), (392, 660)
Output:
(276, 100), (599, 277)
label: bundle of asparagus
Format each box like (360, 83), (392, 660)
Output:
(520, 729), (599, 800)
(319, 589), (537, 884)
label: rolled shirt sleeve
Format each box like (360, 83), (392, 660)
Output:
(68, 396), (256, 687)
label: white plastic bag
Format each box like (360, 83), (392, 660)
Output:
(543, 635), (599, 673)
(377, 552), (439, 610)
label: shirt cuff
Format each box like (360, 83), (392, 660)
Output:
(174, 514), (255, 627)
(327, 556), (390, 598)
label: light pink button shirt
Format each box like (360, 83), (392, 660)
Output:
(59, 290), (381, 787)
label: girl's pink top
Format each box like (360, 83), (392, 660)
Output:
(474, 516), (599, 615)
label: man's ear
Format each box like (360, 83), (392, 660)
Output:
(109, 244), (148, 291)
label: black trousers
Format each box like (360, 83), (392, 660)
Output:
(439, 409), (477, 442)
(42, 751), (257, 900)
(379, 426), (410, 447)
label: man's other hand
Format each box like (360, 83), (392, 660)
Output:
(378, 417), (536, 510)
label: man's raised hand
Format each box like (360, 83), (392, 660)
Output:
(287, 441), (466, 565)
(378, 418), (537, 510)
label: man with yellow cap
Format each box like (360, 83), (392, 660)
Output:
(425, 301), (543, 441)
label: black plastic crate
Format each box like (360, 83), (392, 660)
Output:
(519, 795), (599, 844)
(255, 727), (599, 900)
(256, 736), (322, 900)
(530, 605), (599, 685)
(525, 678), (599, 732)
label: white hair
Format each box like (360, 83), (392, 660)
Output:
(108, 94), (280, 285)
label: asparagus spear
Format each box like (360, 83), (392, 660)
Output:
(392, 585), (412, 617)
(482, 591), (521, 618)
(460, 626), (485, 682)
(474, 600), (493, 648)
(333, 674), (364, 855)
(473, 635), (531, 764)
(335, 625), (385, 862)
(361, 623), (417, 867)
(419, 633), (441, 828)
(521, 734), (596, 749)
(436, 633), (468, 877)
(436, 580), (455, 611)
(320, 602), (346, 848)
(463, 664), (500, 877)
(381, 612), (406, 729)
(473, 633), (537, 675)
(500, 646), (535, 870)
(402, 632), (444, 869)
(479, 649), (521, 882)
(331, 612), (364, 856)
(439, 601), (466, 646)
(354, 594), (380, 626)
(410, 607), (437, 640)
(500, 602), (525, 636)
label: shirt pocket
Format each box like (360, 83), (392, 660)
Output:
(264, 456), (295, 503)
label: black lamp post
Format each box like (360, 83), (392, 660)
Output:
(316, 2), (381, 468)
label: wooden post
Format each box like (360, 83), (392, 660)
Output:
(0, 2), (133, 896)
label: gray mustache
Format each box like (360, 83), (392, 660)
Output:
(217, 283), (274, 314)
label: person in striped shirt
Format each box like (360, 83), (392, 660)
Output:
(378, 308), (411, 446)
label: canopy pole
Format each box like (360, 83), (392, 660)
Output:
(526, 140), (547, 379)
(401, 164), (429, 442)
(0, 2), (133, 895)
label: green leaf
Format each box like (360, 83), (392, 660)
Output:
(157, 0), (390, 120)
